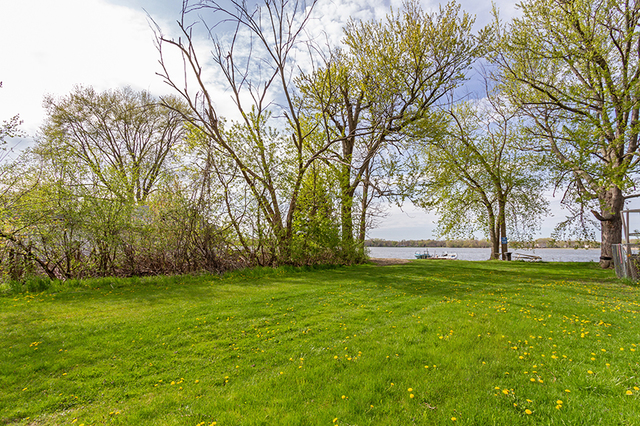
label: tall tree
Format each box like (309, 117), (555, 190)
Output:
(41, 86), (187, 203)
(494, 0), (640, 267)
(297, 0), (484, 256)
(153, 0), (342, 265)
(414, 89), (549, 259)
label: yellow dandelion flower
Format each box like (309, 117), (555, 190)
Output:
(451, 417), (457, 421)
(530, 378), (536, 382)
(525, 409), (532, 415)
(555, 405), (561, 410)
(408, 388), (413, 392)
(588, 370), (593, 374)
(634, 387), (639, 391)
(333, 418), (338, 423)
(626, 390), (633, 395)
(565, 389), (571, 392)
(502, 389), (509, 395)
(556, 400), (562, 404)
(341, 395), (346, 399)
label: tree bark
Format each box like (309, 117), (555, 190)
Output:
(596, 186), (624, 268)
(487, 207), (500, 260)
(498, 198), (509, 260)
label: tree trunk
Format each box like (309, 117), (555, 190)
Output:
(358, 180), (369, 245)
(340, 140), (355, 256)
(486, 204), (500, 260)
(340, 182), (354, 245)
(498, 198), (509, 260)
(596, 187), (624, 268)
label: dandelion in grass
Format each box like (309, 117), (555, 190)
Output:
(626, 390), (633, 395)
(525, 409), (532, 415)
(451, 417), (457, 421)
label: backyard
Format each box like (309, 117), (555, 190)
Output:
(1, 260), (638, 425)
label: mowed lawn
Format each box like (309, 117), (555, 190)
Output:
(1, 261), (639, 425)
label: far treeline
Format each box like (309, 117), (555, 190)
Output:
(1, 0), (639, 282)
(365, 239), (601, 249)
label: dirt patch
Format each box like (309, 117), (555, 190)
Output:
(368, 257), (412, 266)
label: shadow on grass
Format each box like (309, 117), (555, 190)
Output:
(3, 260), (619, 310)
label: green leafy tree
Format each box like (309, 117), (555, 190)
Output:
(414, 90), (549, 259)
(41, 86), (187, 203)
(494, 0), (640, 267)
(297, 0), (484, 257)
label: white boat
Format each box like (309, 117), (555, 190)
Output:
(414, 250), (458, 260)
(512, 252), (542, 262)
(436, 252), (458, 260)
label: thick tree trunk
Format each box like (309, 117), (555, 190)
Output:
(486, 205), (500, 260)
(340, 185), (354, 245)
(340, 139), (355, 255)
(498, 198), (509, 260)
(595, 186), (624, 269)
(358, 181), (369, 244)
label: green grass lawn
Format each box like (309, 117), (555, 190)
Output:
(1, 261), (639, 425)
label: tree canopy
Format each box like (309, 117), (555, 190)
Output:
(494, 0), (640, 266)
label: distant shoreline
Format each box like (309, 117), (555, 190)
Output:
(364, 239), (600, 249)
(368, 247), (600, 250)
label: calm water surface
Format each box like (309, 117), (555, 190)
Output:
(367, 247), (600, 262)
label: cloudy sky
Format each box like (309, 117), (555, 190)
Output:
(0, 0), (599, 241)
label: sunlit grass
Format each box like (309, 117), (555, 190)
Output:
(1, 261), (638, 425)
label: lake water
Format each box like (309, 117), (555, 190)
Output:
(367, 247), (601, 262)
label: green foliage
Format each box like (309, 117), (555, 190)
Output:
(41, 86), (187, 203)
(296, 0), (486, 251)
(494, 0), (640, 254)
(413, 89), (549, 258)
(291, 166), (342, 264)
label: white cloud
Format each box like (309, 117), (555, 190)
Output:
(0, 0), (174, 136)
